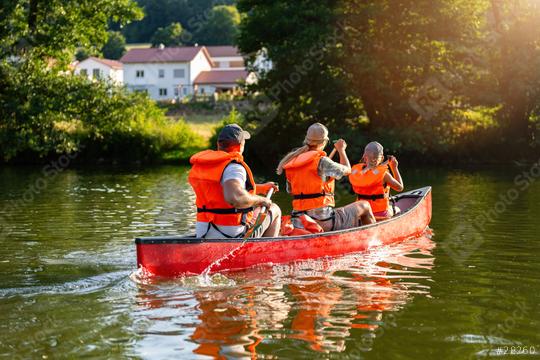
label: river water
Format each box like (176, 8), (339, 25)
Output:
(0, 164), (538, 359)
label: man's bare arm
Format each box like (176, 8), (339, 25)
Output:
(223, 179), (272, 209)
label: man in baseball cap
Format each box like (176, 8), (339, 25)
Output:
(188, 124), (281, 239)
(218, 124), (251, 142)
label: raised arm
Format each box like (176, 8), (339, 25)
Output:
(384, 156), (404, 192)
(333, 139), (351, 175)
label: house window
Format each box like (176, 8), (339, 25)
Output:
(182, 87), (187, 95)
(158, 69), (164, 78)
(174, 88), (179, 96)
(173, 69), (185, 78)
(159, 88), (168, 96)
(201, 88), (205, 94)
(92, 68), (101, 79)
(136, 70), (144, 78)
(79, 69), (88, 76)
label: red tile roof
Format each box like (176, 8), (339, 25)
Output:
(120, 46), (212, 64)
(194, 70), (249, 85)
(88, 57), (123, 70)
(206, 46), (241, 58)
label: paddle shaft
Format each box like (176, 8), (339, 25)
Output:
(329, 148), (337, 159)
(260, 187), (274, 213)
(243, 187), (274, 239)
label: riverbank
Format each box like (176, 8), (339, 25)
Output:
(2, 96), (538, 166)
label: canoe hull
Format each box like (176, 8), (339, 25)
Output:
(136, 187), (432, 277)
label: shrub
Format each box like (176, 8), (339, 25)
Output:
(0, 59), (203, 163)
(208, 107), (245, 147)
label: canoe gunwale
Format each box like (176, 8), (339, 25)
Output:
(135, 187), (431, 245)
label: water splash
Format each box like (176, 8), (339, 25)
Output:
(179, 273), (237, 288)
(200, 238), (250, 281)
(130, 265), (237, 288)
(129, 266), (155, 285)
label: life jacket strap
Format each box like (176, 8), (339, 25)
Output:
(197, 206), (253, 214)
(356, 193), (386, 201)
(200, 222), (246, 239)
(293, 192), (334, 200)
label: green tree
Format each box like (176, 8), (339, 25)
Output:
(75, 48), (91, 61)
(237, 0), (356, 157)
(0, 0), (207, 163)
(484, 0), (540, 143)
(0, 0), (142, 62)
(122, 0), (236, 44)
(0, 60), (202, 162)
(195, 5), (241, 45)
(150, 22), (188, 47)
(237, 0), (530, 160)
(101, 31), (126, 59)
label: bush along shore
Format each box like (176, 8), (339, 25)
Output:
(0, 59), (205, 165)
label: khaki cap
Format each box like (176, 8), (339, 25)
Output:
(305, 123), (329, 144)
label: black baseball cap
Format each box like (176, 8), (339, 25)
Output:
(218, 124), (251, 143)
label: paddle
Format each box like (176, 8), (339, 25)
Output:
(243, 187), (275, 239)
(328, 148), (337, 159)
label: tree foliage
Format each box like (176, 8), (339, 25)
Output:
(0, 0), (201, 162)
(0, 0), (142, 62)
(122, 0), (238, 45)
(101, 31), (127, 60)
(0, 59), (202, 162)
(150, 22), (187, 47)
(238, 0), (540, 160)
(193, 5), (241, 46)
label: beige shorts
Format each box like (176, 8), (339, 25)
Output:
(316, 203), (361, 232)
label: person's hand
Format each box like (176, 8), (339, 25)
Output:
(258, 182), (279, 194)
(334, 139), (347, 153)
(258, 196), (273, 209)
(388, 156), (398, 168)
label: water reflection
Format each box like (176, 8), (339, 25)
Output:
(133, 235), (435, 358)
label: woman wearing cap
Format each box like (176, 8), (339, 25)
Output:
(276, 123), (375, 232)
(349, 142), (404, 219)
(189, 124), (281, 239)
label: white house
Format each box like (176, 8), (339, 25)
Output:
(120, 45), (264, 100)
(74, 57), (123, 84)
(120, 46), (214, 100)
(206, 46), (245, 70)
(194, 70), (256, 95)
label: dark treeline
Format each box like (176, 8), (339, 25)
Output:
(238, 0), (540, 164)
(119, 0), (238, 45)
(78, 0), (240, 60)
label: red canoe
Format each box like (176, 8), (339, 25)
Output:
(135, 187), (432, 277)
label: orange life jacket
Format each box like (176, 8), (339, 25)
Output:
(283, 150), (335, 211)
(188, 150), (256, 226)
(349, 163), (390, 213)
